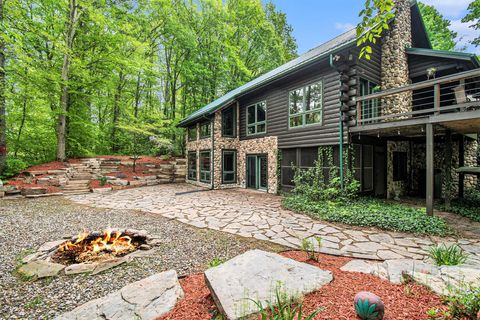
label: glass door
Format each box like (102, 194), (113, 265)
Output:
(246, 155), (268, 191)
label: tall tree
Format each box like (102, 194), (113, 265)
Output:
(57, 0), (82, 161)
(418, 2), (457, 51)
(462, 0), (480, 47)
(0, 0), (6, 174)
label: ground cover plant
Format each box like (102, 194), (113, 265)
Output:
(442, 284), (480, 320)
(283, 147), (451, 236)
(428, 244), (469, 266)
(437, 188), (480, 222)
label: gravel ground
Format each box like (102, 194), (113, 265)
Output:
(0, 197), (283, 319)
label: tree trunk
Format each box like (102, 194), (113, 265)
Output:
(15, 89), (27, 157)
(57, 0), (81, 161)
(0, 0), (6, 174)
(110, 70), (124, 153)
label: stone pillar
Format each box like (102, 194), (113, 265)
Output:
(464, 139), (478, 188)
(380, 0), (412, 117)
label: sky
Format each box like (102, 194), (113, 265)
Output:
(269, 0), (479, 55)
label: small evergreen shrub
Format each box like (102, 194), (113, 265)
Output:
(1, 158), (28, 179)
(428, 244), (468, 266)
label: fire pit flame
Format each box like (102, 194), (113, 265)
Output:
(58, 228), (136, 263)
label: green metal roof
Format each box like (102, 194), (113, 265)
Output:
(406, 47), (480, 66)
(178, 28), (358, 127)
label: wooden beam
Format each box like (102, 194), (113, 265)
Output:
(426, 123), (434, 216)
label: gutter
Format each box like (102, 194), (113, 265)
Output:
(329, 53), (345, 189)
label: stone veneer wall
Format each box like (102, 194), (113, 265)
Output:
(387, 140), (410, 198)
(185, 106), (279, 194)
(464, 140), (478, 188)
(380, 0), (412, 117)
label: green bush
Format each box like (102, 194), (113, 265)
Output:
(99, 176), (108, 186)
(283, 196), (451, 236)
(1, 158), (28, 179)
(428, 244), (468, 266)
(443, 284), (480, 319)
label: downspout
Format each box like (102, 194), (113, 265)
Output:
(330, 54), (344, 189)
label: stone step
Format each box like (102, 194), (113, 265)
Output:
(67, 180), (90, 184)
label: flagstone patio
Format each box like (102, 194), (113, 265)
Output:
(67, 184), (480, 263)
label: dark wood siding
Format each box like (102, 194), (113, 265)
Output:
(239, 59), (342, 148)
(408, 55), (475, 81)
(356, 42), (382, 85)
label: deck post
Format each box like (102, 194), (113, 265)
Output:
(426, 123), (434, 216)
(459, 135), (465, 198)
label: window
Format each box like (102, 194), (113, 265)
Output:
(222, 150), (236, 184)
(289, 81), (323, 128)
(246, 101), (266, 135)
(393, 152), (408, 181)
(188, 126), (197, 142)
(222, 106), (236, 137)
(200, 121), (211, 139)
(199, 150), (211, 183)
(188, 151), (197, 181)
(353, 144), (374, 192)
(360, 78), (380, 123)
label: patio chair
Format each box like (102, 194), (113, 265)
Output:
(453, 85), (480, 111)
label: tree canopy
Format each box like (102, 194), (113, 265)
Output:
(462, 0), (480, 47)
(418, 2), (457, 51)
(0, 0), (296, 176)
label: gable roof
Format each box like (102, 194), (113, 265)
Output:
(178, 28), (358, 127)
(178, 0), (428, 128)
(406, 47), (480, 67)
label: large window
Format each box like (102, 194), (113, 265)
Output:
(188, 151), (197, 181)
(199, 150), (211, 183)
(353, 144), (374, 192)
(246, 101), (266, 136)
(200, 121), (211, 139)
(360, 78), (380, 123)
(222, 150), (237, 184)
(188, 126), (197, 142)
(222, 106), (236, 137)
(289, 81), (323, 128)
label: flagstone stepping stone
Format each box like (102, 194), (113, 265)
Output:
(55, 270), (184, 320)
(17, 260), (65, 279)
(204, 249), (333, 320)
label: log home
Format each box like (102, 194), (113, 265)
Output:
(178, 0), (480, 215)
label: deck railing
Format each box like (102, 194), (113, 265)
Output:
(355, 69), (480, 126)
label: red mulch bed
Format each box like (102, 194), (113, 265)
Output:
(158, 251), (446, 320)
(92, 155), (171, 165)
(89, 180), (113, 189)
(6, 180), (61, 193)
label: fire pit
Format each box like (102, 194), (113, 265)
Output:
(53, 229), (146, 265)
(17, 228), (161, 278)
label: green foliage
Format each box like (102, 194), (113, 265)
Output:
(291, 146), (360, 203)
(1, 0), (297, 174)
(443, 284), (480, 319)
(207, 257), (226, 268)
(1, 157), (28, 179)
(418, 2), (458, 51)
(428, 244), (469, 266)
(437, 188), (480, 222)
(462, 0), (480, 47)
(283, 196), (451, 236)
(99, 176), (108, 187)
(251, 287), (323, 320)
(301, 237), (321, 261)
(24, 296), (43, 310)
(357, 0), (395, 59)
(354, 298), (380, 320)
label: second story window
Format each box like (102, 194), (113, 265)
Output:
(360, 78), (380, 123)
(200, 121), (211, 139)
(188, 126), (197, 141)
(289, 81), (323, 128)
(247, 101), (266, 136)
(222, 106), (236, 137)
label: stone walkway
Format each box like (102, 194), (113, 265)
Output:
(67, 184), (480, 263)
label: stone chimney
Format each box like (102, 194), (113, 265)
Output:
(381, 0), (412, 116)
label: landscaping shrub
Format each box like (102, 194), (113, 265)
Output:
(99, 176), (108, 186)
(251, 287), (323, 320)
(443, 284), (480, 319)
(428, 244), (468, 266)
(1, 157), (28, 179)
